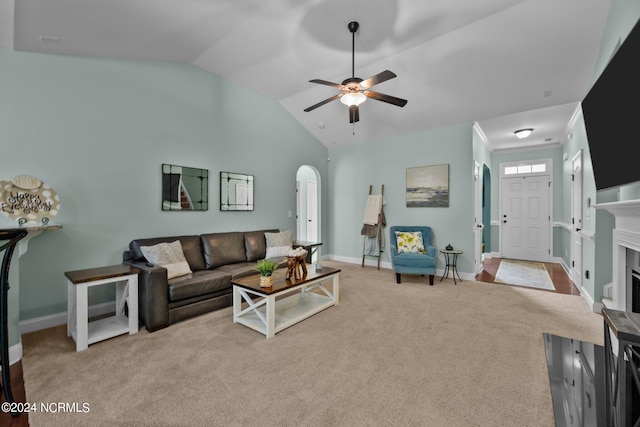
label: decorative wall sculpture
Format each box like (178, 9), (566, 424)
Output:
(0, 175), (60, 226)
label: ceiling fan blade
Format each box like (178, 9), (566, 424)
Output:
(360, 70), (397, 89)
(304, 93), (342, 112)
(349, 105), (359, 123)
(365, 90), (408, 107)
(309, 79), (345, 89)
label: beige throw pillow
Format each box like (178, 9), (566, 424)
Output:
(265, 230), (293, 259)
(140, 240), (192, 279)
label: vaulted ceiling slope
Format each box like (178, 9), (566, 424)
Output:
(1, 0), (611, 149)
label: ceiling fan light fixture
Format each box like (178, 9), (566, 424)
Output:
(303, 21), (406, 123)
(340, 92), (367, 107)
(514, 128), (533, 139)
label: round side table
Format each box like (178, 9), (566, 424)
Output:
(439, 249), (463, 284)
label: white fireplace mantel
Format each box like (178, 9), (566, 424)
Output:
(594, 199), (640, 311)
(594, 199), (640, 233)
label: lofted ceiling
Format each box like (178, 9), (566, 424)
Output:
(0, 0), (611, 150)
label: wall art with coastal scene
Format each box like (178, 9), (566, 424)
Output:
(406, 164), (449, 207)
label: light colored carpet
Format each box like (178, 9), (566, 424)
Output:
(494, 259), (556, 291)
(21, 261), (602, 427)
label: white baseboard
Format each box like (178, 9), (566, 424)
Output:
(325, 254), (476, 281)
(327, 254), (393, 270)
(19, 301), (116, 334)
(552, 257), (571, 275)
(603, 283), (613, 299)
(579, 287), (603, 313)
(0, 343), (23, 369)
(549, 257), (601, 312)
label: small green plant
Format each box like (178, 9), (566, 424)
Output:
(256, 259), (278, 277)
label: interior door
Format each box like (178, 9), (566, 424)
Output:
(306, 181), (318, 243)
(572, 152), (583, 290)
(501, 175), (550, 262)
(474, 162), (484, 275)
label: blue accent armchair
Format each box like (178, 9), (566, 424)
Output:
(389, 226), (437, 285)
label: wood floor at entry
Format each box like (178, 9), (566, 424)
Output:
(476, 258), (580, 296)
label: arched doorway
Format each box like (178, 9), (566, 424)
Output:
(296, 165), (321, 262)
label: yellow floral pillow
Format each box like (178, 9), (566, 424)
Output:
(395, 231), (426, 254)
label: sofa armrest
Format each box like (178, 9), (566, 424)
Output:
(426, 246), (436, 257)
(124, 260), (170, 332)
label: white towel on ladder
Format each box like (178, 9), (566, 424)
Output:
(363, 195), (382, 225)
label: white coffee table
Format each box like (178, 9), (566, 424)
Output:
(231, 265), (340, 338)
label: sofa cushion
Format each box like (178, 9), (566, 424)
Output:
(201, 232), (246, 269)
(130, 235), (206, 271)
(140, 240), (193, 280)
(167, 270), (231, 302)
(265, 230), (293, 259)
(244, 229), (279, 262)
(215, 262), (262, 279)
(216, 259), (288, 279)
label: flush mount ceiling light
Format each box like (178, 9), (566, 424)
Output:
(514, 128), (534, 139)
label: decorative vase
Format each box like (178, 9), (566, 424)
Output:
(260, 275), (273, 288)
(445, 244), (453, 251)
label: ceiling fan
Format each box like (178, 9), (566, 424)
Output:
(304, 21), (408, 124)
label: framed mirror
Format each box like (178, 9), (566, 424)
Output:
(162, 164), (208, 211)
(220, 171), (254, 211)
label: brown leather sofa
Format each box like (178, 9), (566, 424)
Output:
(123, 229), (285, 332)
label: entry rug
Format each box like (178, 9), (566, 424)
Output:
(494, 259), (555, 291)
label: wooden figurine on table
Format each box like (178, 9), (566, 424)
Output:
(285, 247), (308, 280)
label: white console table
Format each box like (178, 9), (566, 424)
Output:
(66, 264), (140, 351)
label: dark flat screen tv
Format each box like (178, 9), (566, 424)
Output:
(582, 17), (640, 191)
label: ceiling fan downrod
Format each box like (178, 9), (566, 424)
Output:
(348, 21), (359, 79)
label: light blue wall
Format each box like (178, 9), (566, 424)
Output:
(0, 49), (328, 345)
(328, 122), (475, 275)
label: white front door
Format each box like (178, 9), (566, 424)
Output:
(571, 151), (583, 290)
(501, 175), (550, 262)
